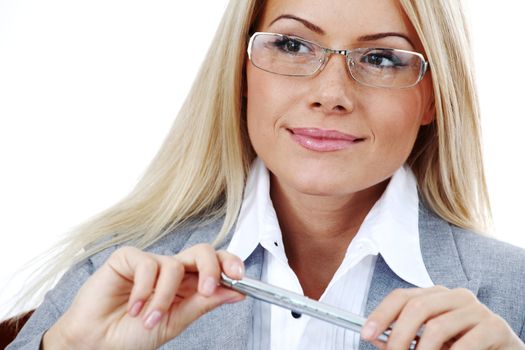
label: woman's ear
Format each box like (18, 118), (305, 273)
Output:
(242, 58), (250, 98)
(421, 98), (435, 126)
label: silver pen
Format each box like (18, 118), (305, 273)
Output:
(220, 273), (419, 350)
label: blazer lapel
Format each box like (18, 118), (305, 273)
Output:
(359, 203), (480, 350)
(417, 204), (480, 293)
(358, 255), (416, 350)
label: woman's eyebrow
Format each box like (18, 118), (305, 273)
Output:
(357, 32), (415, 49)
(269, 14), (325, 35)
(269, 14), (414, 49)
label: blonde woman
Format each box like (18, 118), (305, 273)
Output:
(8, 0), (525, 349)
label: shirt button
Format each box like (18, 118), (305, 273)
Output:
(291, 311), (302, 319)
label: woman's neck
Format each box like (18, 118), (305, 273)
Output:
(270, 176), (388, 299)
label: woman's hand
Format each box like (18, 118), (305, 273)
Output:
(42, 244), (245, 350)
(360, 286), (524, 350)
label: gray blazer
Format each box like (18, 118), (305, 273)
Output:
(8, 204), (525, 349)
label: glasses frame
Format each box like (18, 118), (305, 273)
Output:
(247, 32), (429, 89)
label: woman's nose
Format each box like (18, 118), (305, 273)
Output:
(309, 54), (356, 115)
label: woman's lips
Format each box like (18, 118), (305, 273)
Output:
(288, 128), (364, 152)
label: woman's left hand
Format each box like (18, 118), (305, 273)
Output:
(360, 286), (525, 350)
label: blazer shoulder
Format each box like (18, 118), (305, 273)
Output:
(450, 225), (525, 276)
(419, 201), (525, 280)
(450, 225), (525, 334)
(88, 215), (227, 270)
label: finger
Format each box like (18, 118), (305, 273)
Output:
(448, 313), (517, 350)
(174, 244), (221, 296)
(415, 303), (484, 350)
(141, 255), (185, 329)
(173, 273), (199, 298)
(361, 286), (447, 342)
(386, 288), (477, 350)
(448, 323), (495, 350)
(174, 273), (244, 307)
(217, 250), (244, 279)
(105, 247), (159, 317)
(172, 250), (246, 300)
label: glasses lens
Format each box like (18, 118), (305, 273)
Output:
(349, 48), (425, 88)
(249, 33), (323, 76)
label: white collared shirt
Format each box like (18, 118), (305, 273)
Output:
(227, 158), (434, 350)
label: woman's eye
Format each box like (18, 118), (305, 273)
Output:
(273, 38), (311, 55)
(361, 52), (403, 68)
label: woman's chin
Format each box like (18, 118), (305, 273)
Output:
(277, 174), (368, 198)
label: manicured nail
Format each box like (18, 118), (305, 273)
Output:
(144, 310), (163, 329)
(202, 277), (216, 296)
(232, 262), (244, 277)
(361, 321), (377, 340)
(129, 301), (143, 317)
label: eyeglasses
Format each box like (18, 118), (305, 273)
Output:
(247, 32), (429, 89)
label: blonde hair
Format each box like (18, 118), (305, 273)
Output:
(12, 0), (490, 316)
(400, 0), (492, 232)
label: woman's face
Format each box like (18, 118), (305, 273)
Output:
(246, 0), (434, 198)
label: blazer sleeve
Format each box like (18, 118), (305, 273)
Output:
(6, 258), (96, 350)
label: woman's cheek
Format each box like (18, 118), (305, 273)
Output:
(369, 103), (423, 164)
(246, 76), (299, 146)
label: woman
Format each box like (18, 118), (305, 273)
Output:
(8, 0), (525, 349)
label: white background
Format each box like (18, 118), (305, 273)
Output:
(0, 1), (524, 319)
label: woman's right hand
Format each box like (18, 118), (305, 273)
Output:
(42, 244), (246, 350)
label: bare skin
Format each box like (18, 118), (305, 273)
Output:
(271, 175), (388, 299)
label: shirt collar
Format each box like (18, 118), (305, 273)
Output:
(355, 165), (434, 287)
(227, 158), (434, 288)
(227, 158), (275, 262)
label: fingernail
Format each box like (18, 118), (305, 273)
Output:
(233, 262), (244, 277)
(144, 310), (163, 329)
(361, 321), (377, 340)
(202, 277), (216, 296)
(129, 301), (143, 317)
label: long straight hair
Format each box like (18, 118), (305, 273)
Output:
(400, 0), (492, 231)
(12, 0), (491, 316)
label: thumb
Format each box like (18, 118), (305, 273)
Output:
(166, 288), (244, 336)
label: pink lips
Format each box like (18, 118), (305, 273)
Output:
(288, 128), (363, 152)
